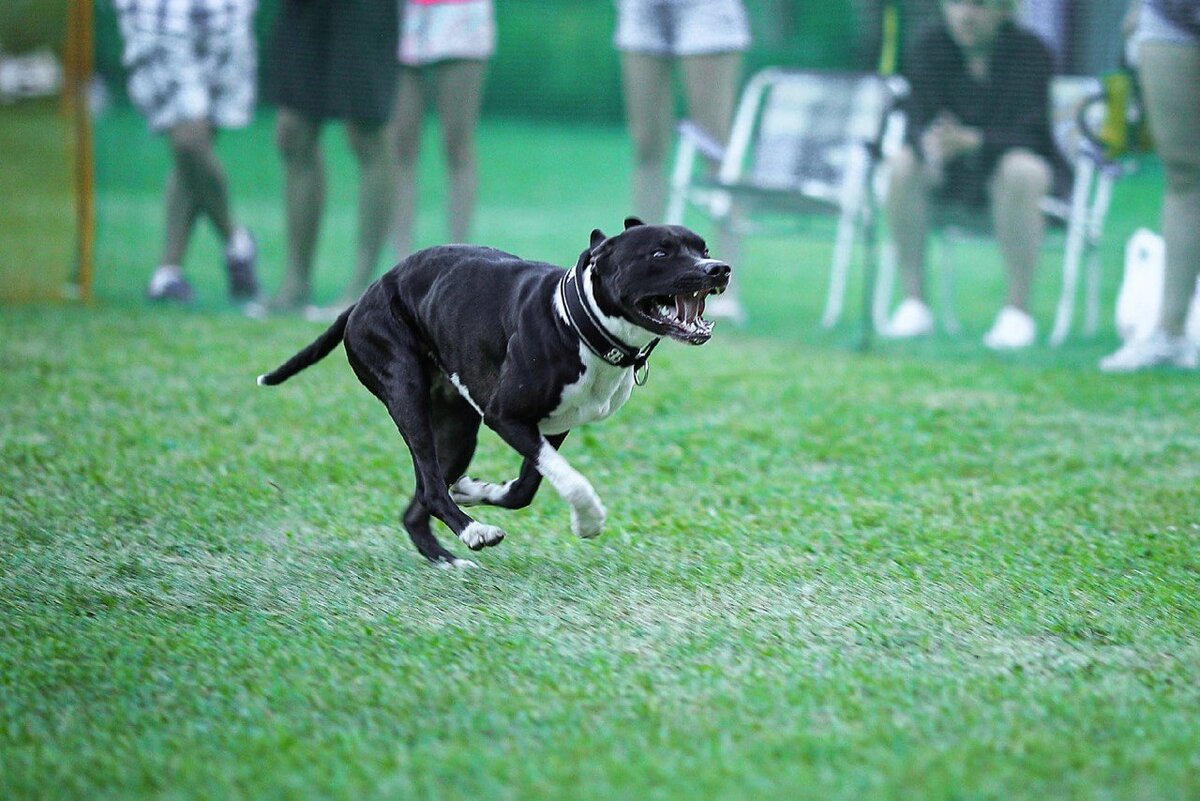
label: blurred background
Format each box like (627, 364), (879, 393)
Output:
(0, 0), (1148, 352)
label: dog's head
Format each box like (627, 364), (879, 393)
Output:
(583, 218), (732, 345)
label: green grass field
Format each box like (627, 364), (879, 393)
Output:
(2, 105), (1199, 799)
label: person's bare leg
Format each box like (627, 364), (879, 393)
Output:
(166, 120), (235, 242)
(680, 51), (744, 310)
(885, 146), (933, 300)
(434, 60), (487, 243)
(159, 164), (199, 267)
(989, 149), (1050, 311)
(393, 68), (425, 261)
(620, 52), (674, 221)
(274, 109), (324, 309)
(1140, 42), (1200, 337)
(680, 52), (740, 151)
(343, 120), (396, 302)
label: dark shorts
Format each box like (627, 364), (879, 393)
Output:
(264, 0), (399, 125)
(937, 149), (1072, 209)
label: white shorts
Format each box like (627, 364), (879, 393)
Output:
(1137, 2), (1200, 46)
(117, 4), (255, 133)
(614, 0), (751, 57)
(399, 0), (496, 67)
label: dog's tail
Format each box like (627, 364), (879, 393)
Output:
(257, 305), (355, 387)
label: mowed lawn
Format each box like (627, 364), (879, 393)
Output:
(2, 106), (1199, 799)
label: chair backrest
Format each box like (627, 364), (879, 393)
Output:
(721, 69), (896, 201)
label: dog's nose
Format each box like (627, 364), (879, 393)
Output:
(706, 261), (731, 279)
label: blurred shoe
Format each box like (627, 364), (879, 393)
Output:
(224, 227), (260, 301)
(881, 297), (934, 339)
(241, 300), (268, 320)
(703, 293), (747, 325)
(146, 265), (194, 302)
(1099, 330), (1199, 373)
(303, 303), (351, 324)
(983, 306), (1036, 350)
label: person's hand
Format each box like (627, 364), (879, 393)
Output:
(922, 113), (983, 167)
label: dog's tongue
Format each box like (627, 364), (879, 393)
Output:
(674, 292), (706, 323)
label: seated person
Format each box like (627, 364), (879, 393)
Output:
(881, 0), (1067, 349)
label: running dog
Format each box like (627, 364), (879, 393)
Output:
(258, 218), (731, 567)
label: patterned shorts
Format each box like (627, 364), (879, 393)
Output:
(117, 9), (256, 132)
(399, 0), (497, 67)
(614, 0), (751, 57)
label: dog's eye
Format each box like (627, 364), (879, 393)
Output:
(653, 249), (668, 258)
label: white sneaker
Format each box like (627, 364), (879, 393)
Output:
(146, 265), (194, 302)
(1099, 330), (1199, 372)
(703, 293), (747, 325)
(982, 306), (1036, 350)
(881, 297), (934, 339)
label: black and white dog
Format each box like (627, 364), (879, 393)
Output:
(258, 218), (731, 567)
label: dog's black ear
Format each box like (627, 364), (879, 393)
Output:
(623, 217), (644, 230)
(590, 228), (606, 248)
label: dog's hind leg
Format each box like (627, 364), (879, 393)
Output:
(402, 490), (473, 568)
(345, 322), (504, 561)
(451, 432), (567, 509)
(400, 400), (487, 568)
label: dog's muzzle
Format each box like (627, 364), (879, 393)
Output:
(636, 260), (731, 345)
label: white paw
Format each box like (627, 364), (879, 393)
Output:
(450, 476), (512, 507)
(432, 557), (478, 570)
(458, 521), (506, 550)
(570, 498), (606, 539)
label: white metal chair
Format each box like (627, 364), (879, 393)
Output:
(872, 75), (1121, 345)
(666, 68), (903, 328)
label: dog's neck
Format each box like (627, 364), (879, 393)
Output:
(556, 262), (659, 369)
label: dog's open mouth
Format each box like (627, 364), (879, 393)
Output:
(636, 285), (726, 343)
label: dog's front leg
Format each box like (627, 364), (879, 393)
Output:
(451, 432), (567, 509)
(482, 419), (605, 538)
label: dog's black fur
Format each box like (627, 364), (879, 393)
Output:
(259, 218), (730, 567)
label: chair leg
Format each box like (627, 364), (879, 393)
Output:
(938, 236), (961, 336)
(1049, 158), (1095, 346)
(1083, 171), (1116, 339)
(873, 239), (897, 331)
(1084, 245), (1102, 337)
(821, 209), (859, 329)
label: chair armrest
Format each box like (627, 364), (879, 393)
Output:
(677, 120), (726, 163)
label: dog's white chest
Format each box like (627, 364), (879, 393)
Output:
(539, 346), (635, 435)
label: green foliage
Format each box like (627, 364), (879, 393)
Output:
(0, 0), (66, 55)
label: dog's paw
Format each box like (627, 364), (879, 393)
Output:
(458, 522), (506, 550)
(450, 476), (514, 507)
(570, 498), (606, 539)
(430, 556), (479, 570)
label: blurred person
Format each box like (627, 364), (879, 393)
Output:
(260, 0), (399, 317)
(1100, 0), (1200, 371)
(614, 0), (750, 321)
(114, 0), (260, 305)
(880, 0), (1067, 349)
(392, 0), (496, 261)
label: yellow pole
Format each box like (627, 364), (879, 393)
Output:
(878, 2), (900, 77)
(64, 0), (95, 302)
